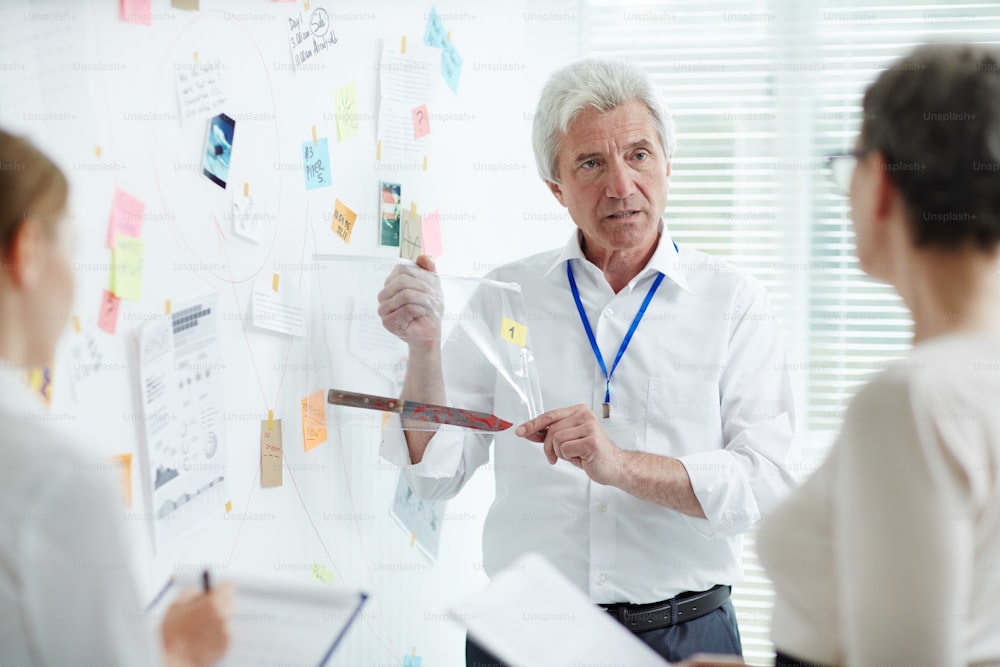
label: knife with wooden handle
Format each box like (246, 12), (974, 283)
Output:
(327, 389), (513, 432)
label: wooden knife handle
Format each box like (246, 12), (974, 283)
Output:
(327, 389), (404, 413)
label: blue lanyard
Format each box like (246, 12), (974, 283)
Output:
(567, 261), (664, 418)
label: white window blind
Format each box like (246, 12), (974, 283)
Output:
(580, 1), (1000, 663)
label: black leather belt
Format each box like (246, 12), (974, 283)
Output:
(599, 584), (731, 634)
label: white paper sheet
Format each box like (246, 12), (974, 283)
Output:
(251, 280), (307, 337)
(137, 295), (229, 551)
(449, 553), (669, 667)
(150, 574), (367, 667)
(175, 60), (225, 125)
(376, 40), (439, 164)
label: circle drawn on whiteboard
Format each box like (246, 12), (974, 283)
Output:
(204, 432), (218, 459)
(310, 8), (330, 37)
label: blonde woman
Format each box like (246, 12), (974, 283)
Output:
(0, 129), (234, 666)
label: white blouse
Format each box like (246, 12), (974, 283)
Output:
(758, 332), (1000, 667)
(0, 367), (161, 666)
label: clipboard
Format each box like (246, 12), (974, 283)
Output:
(148, 572), (368, 666)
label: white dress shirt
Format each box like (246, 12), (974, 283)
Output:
(0, 366), (162, 666)
(758, 331), (1000, 667)
(382, 228), (797, 603)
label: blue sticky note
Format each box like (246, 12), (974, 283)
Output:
(403, 656), (422, 667)
(423, 6), (447, 48)
(302, 138), (332, 190)
(441, 41), (462, 93)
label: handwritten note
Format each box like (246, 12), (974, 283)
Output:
(311, 563), (335, 585)
(500, 317), (528, 348)
(421, 210), (442, 257)
(111, 235), (145, 301)
(334, 81), (359, 141)
(288, 6), (337, 71)
(106, 187), (144, 248)
(111, 453), (132, 508)
(423, 7), (447, 48)
(400, 209), (423, 261)
(301, 390), (328, 452)
(98, 289), (121, 334)
(441, 41), (462, 93)
(331, 198), (357, 244)
(119, 0), (151, 25)
(251, 279), (308, 337)
(412, 104), (430, 139)
(175, 61), (225, 124)
(303, 138), (332, 190)
(261, 419), (283, 488)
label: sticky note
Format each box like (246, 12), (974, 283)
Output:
(71, 315), (81, 333)
(311, 563), (335, 585)
(95, 145), (102, 158)
(421, 210), (442, 257)
(334, 82), (360, 141)
(423, 6), (447, 48)
(111, 453), (132, 508)
(400, 35), (407, 54)
(272, 273), (280, 292)
(98, 290), (121, 334)
(441, 41), (462, 93)
(301, 390), (328, 452)
(500, 317), (527, 348)
(399, 209), (423, 261)
(106, 188), (144, 248)
(165, 299), (171, 314)
(111, 236), (144, 301)
(119, 0), (151, 25)
(225, 500), (232, 513)
(403, 655), (422, 667)
(412, 104), (430, 139)
(331, 198), (357, 244)
(261, 419), (282, 488)
(303, 138), (332, 190)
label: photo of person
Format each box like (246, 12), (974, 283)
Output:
(202, 113), (235, 189)
(379, 181), (401, 247)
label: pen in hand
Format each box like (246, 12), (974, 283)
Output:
(202, 569), (211, 593)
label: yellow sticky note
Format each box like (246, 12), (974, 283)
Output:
(243, 182), (249, 197)
(272, 273), (279, 292)
(164, 299), (171, 315)
(71, 315), (81, 333)
(301, 390), (328, 452)
(500, 317), (527, 347)
(334, 81), (360, 142)
(331, 198), (357, 244)
(400, 35), (407, 54)
(225, 500), (232, 513)
(311, 563), (335, 585)
(111, 235), (144, 301)
(111, 453), (132, 508)
(95, 145), (102, 158)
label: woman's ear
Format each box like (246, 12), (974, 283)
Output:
(4, 217), (46, 288)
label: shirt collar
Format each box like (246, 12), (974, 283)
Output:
(542, 222), (691, 294)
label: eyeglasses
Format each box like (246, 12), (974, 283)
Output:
(827, 150), (864, 195)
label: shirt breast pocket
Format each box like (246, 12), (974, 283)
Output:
(644, 377), (723, 456)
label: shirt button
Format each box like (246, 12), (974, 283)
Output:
(597, 503), (607, 513)
(603, 307), (614, 318)
(596, 573), (606, 585)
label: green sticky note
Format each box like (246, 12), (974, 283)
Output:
(334, 81), (359, 142)
(311, 563), (335, 585)
(111, 235), (144, 301)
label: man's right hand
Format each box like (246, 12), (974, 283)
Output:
(378, 255), (444, 350)
(161, 583), (235, 667)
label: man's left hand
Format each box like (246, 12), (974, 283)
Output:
(516, 405), (625, 486)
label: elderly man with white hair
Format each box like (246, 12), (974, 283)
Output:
(379, 58), (797, 664)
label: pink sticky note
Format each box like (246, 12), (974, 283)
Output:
(106, 188), (145, 248)
(421, 210), (442, 257)
(412, 104), (431, 140)
(119, 0), (151, 25)
(98, 290), (121, 334)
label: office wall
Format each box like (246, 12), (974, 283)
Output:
(0, 1), (581, 664)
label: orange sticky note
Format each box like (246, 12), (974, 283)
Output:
(261, 419), (282, 488)
(111, 453), (132, 508)
(301, 390), (328, 452)
(98, 290), (121, 335)
(331, 199), (357, 244)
